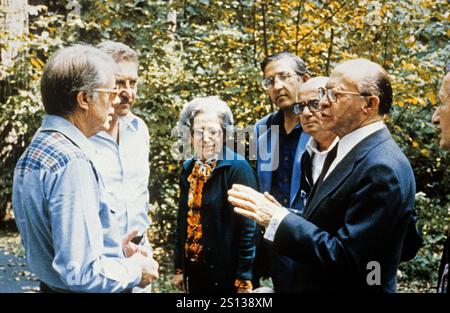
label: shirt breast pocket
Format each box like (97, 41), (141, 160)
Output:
(98, 187), (120, 229)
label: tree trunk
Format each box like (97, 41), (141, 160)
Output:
(0, 0), (29, 70)
(165, 0), (177, 53)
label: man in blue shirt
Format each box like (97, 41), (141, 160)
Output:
(12, 44), (158, 293)
(254, 51), (310, 292)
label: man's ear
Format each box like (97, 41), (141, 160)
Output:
(364, 96), (380, 113)
(302, 74), (310, 83)
(76, 91), (90, 111)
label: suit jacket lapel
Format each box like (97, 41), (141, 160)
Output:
(257, 125), (274, 193)
(290, 131), (310, 207)
(303, 127), (392, 220)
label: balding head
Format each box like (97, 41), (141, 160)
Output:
(332, 58), (392, 115)
(299, 76), (329, 102)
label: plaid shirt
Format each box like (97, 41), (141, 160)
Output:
(12, 114), (142, 292)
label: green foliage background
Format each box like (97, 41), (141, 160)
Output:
(1, 0), (449, 292)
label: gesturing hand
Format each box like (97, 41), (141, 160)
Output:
(227, 184), (286, 228)
(172, 273), (185, 292)
(139, 255), (159, 288)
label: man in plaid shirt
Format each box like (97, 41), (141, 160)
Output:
(12, 44), (158, 293)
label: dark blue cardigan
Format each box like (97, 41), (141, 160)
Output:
(174, 149), (257, 288)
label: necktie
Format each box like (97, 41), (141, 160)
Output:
(306, 142), (339, 205)
(300, 151), (314, 196)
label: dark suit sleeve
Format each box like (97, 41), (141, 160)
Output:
(228, 160), (258, 280)
(174, 174), (186, 272)
(273, 163), (412, 273)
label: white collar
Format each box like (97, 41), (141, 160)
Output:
(306, 136), (339, 156)
(120, 111), (139, 132)
(336, 120), (386, 162)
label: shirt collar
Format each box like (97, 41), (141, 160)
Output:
(306, 135), (339, 156)
(120, 111), (139, 132)
(40, 114), (96, 160)
(337, 120), (386, 160)
(94, 111), (139, 142)
(272, 110), (302, 135)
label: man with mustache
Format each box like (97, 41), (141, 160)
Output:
(90, 41), (153, 292)
(253, 51), (310, 292)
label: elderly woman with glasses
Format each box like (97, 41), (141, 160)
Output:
(172, 96), (257, 293)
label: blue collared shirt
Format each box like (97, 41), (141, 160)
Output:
(270, 111), (302, 207)
(12, 115), (142, 292)
(90, 112), (151, 237)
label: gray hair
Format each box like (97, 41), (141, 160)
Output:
(41, 44), (118, 116)
(261, 51), (310, 76)
(96, 40), (139, 64)
(178, 96), (234, 133)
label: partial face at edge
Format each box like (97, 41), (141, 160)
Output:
(432, 75), (450, 150)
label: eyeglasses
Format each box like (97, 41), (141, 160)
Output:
(192, 128), (223, 139)
(292, 99), (320, 115)
(318, 87), (371, 103)
(261, 72), (297, 90)
(93, 87), (120, 100)
(93, 87), (120, 94)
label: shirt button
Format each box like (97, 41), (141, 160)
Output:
(210, 265), (214, 269)
(283, 199), (288, 204)
(284, 177), (288, 183)
(284, 156), (289, 161)
(214, 282), (218, 286)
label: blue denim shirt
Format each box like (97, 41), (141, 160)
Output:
(12, 115), (142, 292)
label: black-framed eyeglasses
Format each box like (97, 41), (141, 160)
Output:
(261, 72), (297, 90)
(292, 99), (320, 115)
(318, 87), (371, 104)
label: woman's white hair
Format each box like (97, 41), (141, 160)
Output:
(177, 96), (234, 133)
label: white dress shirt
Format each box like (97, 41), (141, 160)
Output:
(324, 121), (386, 180)
(306, 136), (340, 184)
(90, 112), (151, 237)
(264, 121), (386, 242)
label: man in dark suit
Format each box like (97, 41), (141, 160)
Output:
(293, 76), (338, 207)
(432, 69), (450, 293)
(229, 59), (416, 292)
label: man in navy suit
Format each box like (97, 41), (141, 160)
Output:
(253, 51), (310, 292)
(230, 59), (416, 292)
